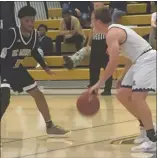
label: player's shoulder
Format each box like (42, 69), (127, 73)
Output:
(5, 26), (17, 37)
(107, 24), (127, 43)
(108, 24), (129, 35)
(108, 24), (127, 30)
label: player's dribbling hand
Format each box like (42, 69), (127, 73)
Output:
(88, 83), (100, 102)
(45, 68), (56, 75)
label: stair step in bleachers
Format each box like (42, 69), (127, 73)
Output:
(22, 55), (128, 67)
(34, 15), (151, 29)
(48, 3), (147, 18)
(46, 26), (151, 40)
(28, 68), (124, 80)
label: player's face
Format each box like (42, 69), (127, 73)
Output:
(21, 16), (35, 32)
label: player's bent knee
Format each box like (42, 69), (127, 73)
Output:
(131, 91), (147, 104)
(131, 94), (140, 104)
(116, 88), (132, 101)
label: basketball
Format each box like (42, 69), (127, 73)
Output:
(76, 91), (100, 116)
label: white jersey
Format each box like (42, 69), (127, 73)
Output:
(108, 24), (152, 62)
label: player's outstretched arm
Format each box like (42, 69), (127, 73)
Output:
(31, 49), (55, 75)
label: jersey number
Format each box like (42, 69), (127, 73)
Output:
(14, 59), (24, 68)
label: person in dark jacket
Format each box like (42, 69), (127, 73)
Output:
(69, 2), (94, 21)
(37, 24), (54, 56)
(109, 1), (127, 24)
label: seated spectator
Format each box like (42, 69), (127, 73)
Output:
(37, 24), (54, 56)
(55, 10), (85, 55)
(109, 1), (127, 24)
(69, 2), (93, 21)
(60, 2), (70, 12)
(149, 12), (157, 49)
(69, 2), (94, 28)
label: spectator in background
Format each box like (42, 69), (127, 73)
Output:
(36, 24), (53, 68)
(69, 2), (94, 28)
(37, 24), (53, 56)
(70, 2), (94, 21)
(149, 12), (157, 49)
(60, 2), (70, 12)
(55, 10), (85, 55)
(109, 1), (127, 24)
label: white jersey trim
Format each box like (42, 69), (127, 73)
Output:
(32, 29), (37, 49)
(18, 25), (33, 45)
(23, 82), (37, 91)
(1, 83), (11, 88)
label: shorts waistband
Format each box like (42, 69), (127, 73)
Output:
(139, 48), (153, 57)
(134, 48), (153, 63)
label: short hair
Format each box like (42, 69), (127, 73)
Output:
(18, 6), (36, 19)
(37, 24), (48, 32)
(93, 7), (111, 24)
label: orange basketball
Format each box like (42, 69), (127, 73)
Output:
(76, 91), (100, 116)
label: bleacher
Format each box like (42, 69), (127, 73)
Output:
(15, 1), (153, 81)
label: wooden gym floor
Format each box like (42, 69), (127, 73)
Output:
(1, 93), (156, 158)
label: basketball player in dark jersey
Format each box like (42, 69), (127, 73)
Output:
(0, 6), (71, 137)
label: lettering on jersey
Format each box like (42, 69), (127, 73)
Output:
(12, 49), (19, 56)
(14, 59), (24, 68)
(12, 49), (31, 57)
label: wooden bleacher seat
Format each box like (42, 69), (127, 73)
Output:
(126, 3), (147, 14)
(23, 54), (127, 67)
(120, 15), (151, 25)
(105, 3), (147, 14)
(34, 14), (151, 29)
(28, 68), (124, 80)
(48, 8), (62, 19)
(34, 19), (60, 29)
(47, 26), (151, 53)
(45, 26), (151, 40)
(48, 3), (147, 19)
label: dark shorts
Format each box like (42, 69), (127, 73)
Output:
(1, 64), (37, 93)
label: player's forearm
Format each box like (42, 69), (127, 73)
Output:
(32, 49), (48, 69)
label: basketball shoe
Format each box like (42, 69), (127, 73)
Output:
(134, 126), (147, 144)
(63, 56), (73, 70)
(47, 124), (71, 137)
(134, 123), (156, 144)
(131, 140), (156, 152)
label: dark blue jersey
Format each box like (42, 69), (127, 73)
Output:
(1, 26), (47, 69)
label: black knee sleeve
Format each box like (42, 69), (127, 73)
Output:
(0, 87), (10, 120)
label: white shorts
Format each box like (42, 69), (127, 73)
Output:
(121, 50), (156, 92)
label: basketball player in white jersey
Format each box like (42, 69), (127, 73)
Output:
(89, 8), (156, 152)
